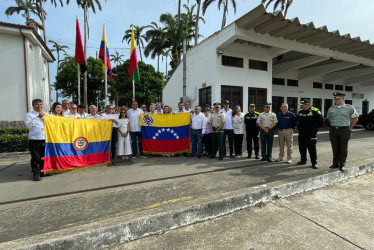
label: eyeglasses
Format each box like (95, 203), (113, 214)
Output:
(108, 108), (114, 110)
(71, 108), (77, 109)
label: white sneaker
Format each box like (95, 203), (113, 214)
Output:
(276, 158), (283, 162)
(286, 160), (292, 164)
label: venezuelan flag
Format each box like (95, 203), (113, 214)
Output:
(42, 115), (112, 174)
(140, 113), (190, 154)
(99, 24), (113, 80)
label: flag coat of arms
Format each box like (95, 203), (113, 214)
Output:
(43, 116), (112, 174)
(140, 113), (190, 154)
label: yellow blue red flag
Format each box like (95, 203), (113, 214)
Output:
(42, 115), (112, 174)
(140, 113), (190, 154)
(99, 24), (113, 80)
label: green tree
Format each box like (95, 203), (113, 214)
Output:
(122, 25), (146, 62)
(202, 0), (237, 30)
(112, 60), (165, 107)
(5, 0), (43, 21)
(55, 56), (106, 106)
(110, 51), (124, 106)
(261, 0), (293, 17)
(49, 40), (69, 102)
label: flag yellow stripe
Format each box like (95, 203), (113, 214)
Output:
(44, 115), (112, 143)
(130, 27), (136, 55)
(139, 113), (190, 127)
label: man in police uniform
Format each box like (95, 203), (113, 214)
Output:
(208, 102), (226, 160)
(297, 99), (324, 169)
(257, 103), (278, 162)
(244, 104), (260, 159)
(326, 92), (359, 171)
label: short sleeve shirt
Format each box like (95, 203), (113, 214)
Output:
(256, 112), (278, 128)
(326, 104), (359, 127)
(208, 112), (226, 128)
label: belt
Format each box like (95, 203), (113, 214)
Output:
(332, 126), (350, 129)
(212, 127), (223, 132)
(278, 128), (293, 131)
(192, 129), (202, 131)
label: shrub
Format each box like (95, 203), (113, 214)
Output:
(0, 128), (29, 135)
(0, 128), (29, 152)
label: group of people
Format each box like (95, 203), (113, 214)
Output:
(25, 92), (358, 181)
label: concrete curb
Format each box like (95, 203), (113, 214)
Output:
(0, 151), (28, 158)
(1, 162), (373, 250)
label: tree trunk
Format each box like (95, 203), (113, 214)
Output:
(83, 4), (88, 106)
(138, 41), (143, 61)
(178, 0), (181, 24)
(195, 0), (201, 46)
(157, 54), (159, 72)
(221, 0), (229, 29)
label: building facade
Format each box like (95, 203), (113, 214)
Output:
(0, 20), (55, 122)
(163, 5), (374, 116)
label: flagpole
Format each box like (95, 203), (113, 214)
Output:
(104, 24), (108, 105)
(132, 79), (135, 101)
(77, 62), (81, 104)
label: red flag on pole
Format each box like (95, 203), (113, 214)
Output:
(75, 18), (87, 74)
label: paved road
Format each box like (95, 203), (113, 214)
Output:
(114, 171), (374, 250)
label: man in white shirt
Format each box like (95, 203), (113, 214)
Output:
(61, 99), (70, 115)
(127, 101), (145, 158)
(77, 104), (88, 118)
(184, 101), (192, 113)
(66, 103), (80, 118)
(202, 107), (211, 156)
(190, 106), (205, 158)
(101, 105), (120, 164)
(24, 99), (45, 181)
(221, 100), (234, 158)
(155, 103), (163, 114)
(86, 105), (101, 119)
(174, 102), (189, 113)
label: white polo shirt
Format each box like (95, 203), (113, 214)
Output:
(24, 110), (45, 140)
(127, 108), (144, 132)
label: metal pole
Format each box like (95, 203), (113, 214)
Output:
(182, 38), (187, 97)
(104, 24), (108, 105)
(77, 62), (81, 104)
(83, 5), (88, 106)
(132, 79), (135, 102)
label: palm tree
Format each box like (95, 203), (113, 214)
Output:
(69, 0), (105, 105)
(49, 40), (69, 102)
(202, 0), (237, 30)
(262, 0), (293, 17)
(110, 51), (124, 106)
(144, 22), (167, 72)
(122, 25), (146, 62)
(188, 0), (202, 46)
(5, 0), (42, 21)
(181, 4), (205, 47)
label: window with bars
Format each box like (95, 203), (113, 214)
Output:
(248, 59), (268, 71)
(222, 55), (243, 68)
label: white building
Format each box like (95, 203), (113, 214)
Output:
(163, 5), (374, 116)
(0, 20), (55, 121)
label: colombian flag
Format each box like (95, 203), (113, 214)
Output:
(99, 24), (113, 80)
(140, 113), (190, 154)
(42, 116), (112, 174)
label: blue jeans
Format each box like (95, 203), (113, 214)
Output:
(191, 129), (203, 156)
(223, 129), (234, 156)
(111, 127), (118, 160)
(130, 131), (142, 156)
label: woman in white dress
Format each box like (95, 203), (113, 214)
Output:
(117, 109), (132, 161)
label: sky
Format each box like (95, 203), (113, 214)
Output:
(1, 0), (374, 102)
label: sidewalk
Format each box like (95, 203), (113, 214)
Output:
(0, 129), (373, 249)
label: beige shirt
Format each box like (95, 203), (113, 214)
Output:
(208, 112), (226, 128)
(256, 112), (278, 128)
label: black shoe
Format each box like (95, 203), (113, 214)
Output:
(247, 154), (252, 159)
(297, 161), (306, 165)
(33, 173), (41, 181)
(340, 166), (346, 171)
(218, 157), (223, 160)
(261, 158), (267, 161)
(209, 156), (215, 159)
(267, 158), (274, 162)
(255, 155), (260, 159)
(198, 155), (201, 158)
(111, 160), (116, 165)
(189, 155), (195, 158)
(329, 164), (339, 169)
(230, 155), (235, 159)
(312, 164), (318, 169)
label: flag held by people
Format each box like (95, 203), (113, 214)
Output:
(42, 116), (112, 174)
(74, 18), (86, 74)
(99, 25), (113, 80)
(140, 113), (190, 154)
(129, 26), (140, 83)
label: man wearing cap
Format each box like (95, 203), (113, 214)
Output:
(77, 104), (88, 118)
(276, 103), (297, 163)
(244, 104), (260, 159)
(221, 100), (234, 158)
(297, 99), (324, 169)
(326, 92), (358, 171)
(209, 102), (226, 160)
(257, 103), (278, 162)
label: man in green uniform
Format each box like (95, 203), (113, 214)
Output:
(244, 104), (260, 159)
(208, 102), (226, 160)
(326, 92), (359, 171)
(257, 103), (278, 162)
(297, 99), (324, 169)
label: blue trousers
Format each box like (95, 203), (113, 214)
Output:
(130, 131), (143, 156)
(191, 129), (203, 156)
(111, 127), (118, 160)
(223, 129), (234, 156)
